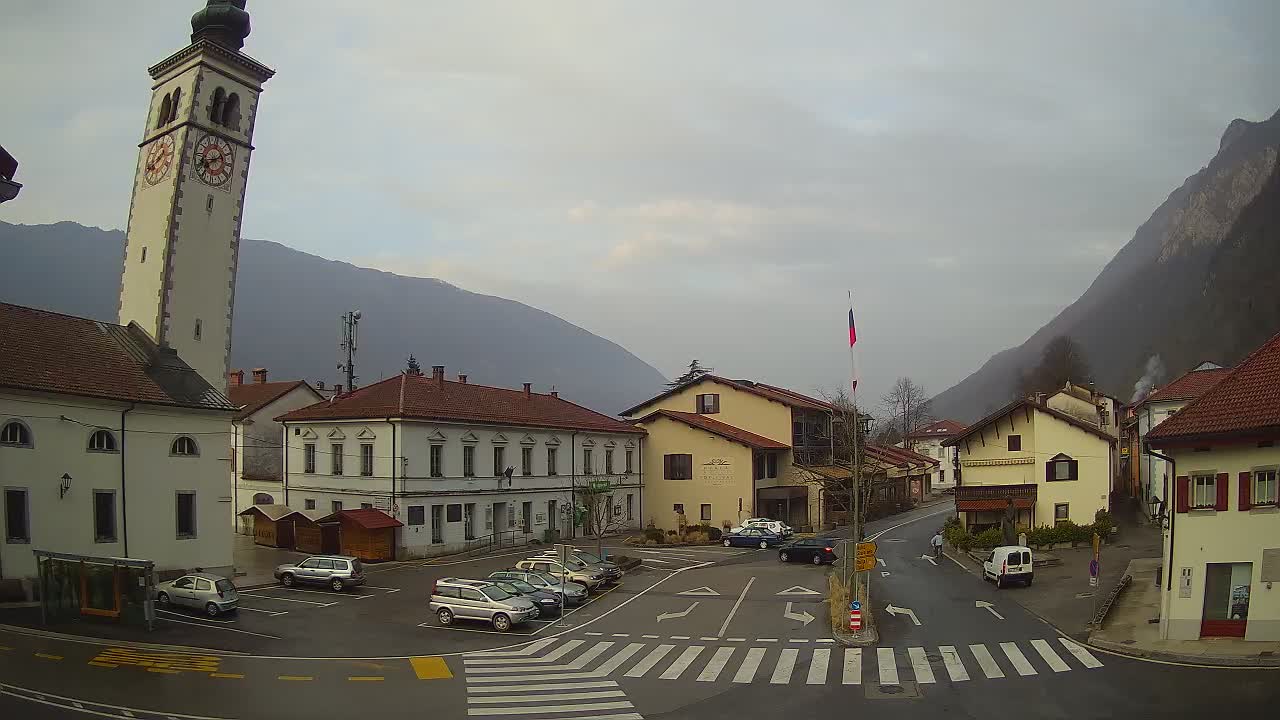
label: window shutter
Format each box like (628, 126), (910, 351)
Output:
(1175, 476), (1189, 513)
(1068, 459), (1079, 481)
(1215, 472), (1229, 511)
(663, 455), (672, 480)
(1045, 461), (1053, 483)
(1238, 471), (1252, 511)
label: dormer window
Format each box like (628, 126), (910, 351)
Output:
(696, 393), (720, 414)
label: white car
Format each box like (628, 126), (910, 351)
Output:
(739, 518), (793, 537)
(983, 545), (1034, 589)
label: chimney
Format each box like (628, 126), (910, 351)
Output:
(432, 365), (445, 385)
(458, 374), (467, 384)
(550, 391), (558, 399)
(523, 382), (532, 399)
(229, 369), (245, 386)
(252, 367), (268, 384)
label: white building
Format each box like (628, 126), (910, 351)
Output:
(1132, 363), (1231, 512)
(1148, 336), (1280, 641)
(1, 305), (238, 589)
(1, 1), (273, 597)
(276, 366), (647, 559)
(228, 368), (322, 533)
(903, 419), (967, 493)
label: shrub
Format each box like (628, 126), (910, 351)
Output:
(944, 522), (972, 551)
(643, 527), (664, 543)
(828, 573), (849, 632)
(973, 527), (1004, 549)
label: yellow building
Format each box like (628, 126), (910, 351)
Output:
(1148, 331), (1280, 642)
(622, 376), (838, 531)
(942, 398), (1115, 532)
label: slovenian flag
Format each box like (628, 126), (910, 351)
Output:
(848, 291), (860, 392)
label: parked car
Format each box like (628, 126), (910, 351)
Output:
(778, 538), (838, 565)
(515, 558), (605, 591)
(488, 570), (588, 605)
(155, 572), (239, 617)
(273, 555), (365, 592)
(743, 517), (794, 536)
(535, 547), (623, 583)
(983, 546), (1034, 588)
(429, 577), (537, 631)
(488, 578), (563, 617)
(723, 527), (785, 549)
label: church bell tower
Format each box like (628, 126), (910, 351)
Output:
(118, 0), (274, 396)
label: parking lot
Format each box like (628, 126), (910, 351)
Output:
(1, 543), (749, 658)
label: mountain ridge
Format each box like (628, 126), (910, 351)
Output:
(0, 220), (669, 415)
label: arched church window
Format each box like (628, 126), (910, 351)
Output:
(210, 88), (226, 124)
(157, 93), (172, 130)
(167, 87), (182, 124)
(222, 93), (241, 130)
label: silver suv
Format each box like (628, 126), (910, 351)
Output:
(430, 578), (537, 632)
(515, 557), (604, 592)
(273, 555), (365, 592)
(489, 570), (588, 605)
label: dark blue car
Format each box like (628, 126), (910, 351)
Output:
(723, 527), (785, 549)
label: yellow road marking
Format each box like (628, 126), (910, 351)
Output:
(409, 656), (452, 680)
(209, 672), (244, 679)
(348, 676), (385, 681)
(35, 653), (63, 661)
(146, 667), (179, 674)
(277, 675), (313, 681)
(88, 661), (118, 668)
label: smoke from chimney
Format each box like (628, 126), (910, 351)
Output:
(1131, 355), (1166, 404)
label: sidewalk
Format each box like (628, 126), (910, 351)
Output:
(230, 533), (308, 588)
(1089, 558), (1280, 666)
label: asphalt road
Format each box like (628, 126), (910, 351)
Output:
(2, 504), (1277, 719)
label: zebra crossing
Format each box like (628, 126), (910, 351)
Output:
(463, 637), (644, 720)
(463, 635), (1104, 695)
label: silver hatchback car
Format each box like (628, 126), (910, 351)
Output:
(155, 572), (238, 617)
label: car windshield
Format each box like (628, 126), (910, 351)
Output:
(509, 580), (538, 593)
(532, 572), (560, 585)
(480, 586), (512, 601)
(574, 551), (602, 563)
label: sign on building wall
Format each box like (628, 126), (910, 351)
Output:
(1179, 567), (1193, 598)
(535, 513), (546, 525)
(1261, 549), (1280, 583)
(702, 458), (734, 487)
(373, 497), (391, 511)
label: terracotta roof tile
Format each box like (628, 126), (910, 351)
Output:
(1141, 367), (1233, 405)
(0, 302), (234, 411)
(1148, 331), (1280, 442)
(942, 398), (1115, 447)
(278, 373), (644, 435)
(906, 419), (968, 439)
(634, 410), (789, 450)
(318, 508), (403, 529)
(956, 498), (1035, 511)
(865, 444), (939, 468)
(620, 375), (835, 416)
(230, 380), (319, 420)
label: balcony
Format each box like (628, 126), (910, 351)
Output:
(954, 483), (1037, 512)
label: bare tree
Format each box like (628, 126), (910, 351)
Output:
(575, 473), (628, 558)
(1016, 335), (1093, 399)
(880, 377), (931, 448)
(666, 359), (713, 389)
(793, 388), (880, 536)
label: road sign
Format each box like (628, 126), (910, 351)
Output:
(856, 541), (877, 559)
(588, 479), (610, 492)
(1089, 559), (1099, 578)
(849, 609), (862, 632)
(850, 600), (862, 611)
(1089, 576), (1099, 588)
(854, 555), (877, 572)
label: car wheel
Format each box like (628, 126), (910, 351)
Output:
(281, 573), (294, 587)
(437, 608), (454, 626)
(205, 602), (220, 618)
(530, 607), (540, 620)
(492, 613), (512, 632)
(723, 539), (732, 547)
(156, 592), (170, 607)
(1025, 575), (1034, 587)
(330, 577), (345, 592)
(812, 554), (822, 565)
(759, 540), (768, 549)
(779, 551), (789, 562)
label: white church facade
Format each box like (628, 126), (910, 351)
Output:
(0, 0), (273, 596)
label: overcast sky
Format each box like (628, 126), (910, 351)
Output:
(4, 1), (1278, 407)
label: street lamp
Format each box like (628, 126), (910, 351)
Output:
(59, 473), (73, 499)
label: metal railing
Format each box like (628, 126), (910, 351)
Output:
(460, 529), (529, 557)
(954, 484), (1038, 501)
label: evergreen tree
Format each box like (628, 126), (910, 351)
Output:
(666, 359), (713, 388)
(406, 354), (423, 375)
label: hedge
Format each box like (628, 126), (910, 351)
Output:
(945, 511), (1114, 551)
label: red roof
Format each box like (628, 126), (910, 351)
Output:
(634, 410), (789, 450)
(865, 444), (939, 468)
(943, 398), (1116, 446)
(906, 419), (969, 440)
(620, 375), (835, 416)
(956, 498), (1035, 512)
(1141, 367), (1233, 405)
(277, 373), (644, 435)
(0, 302), (234, 411)
(1148, 331), (1280, 442)
(230, 380), (320, 421)
(318, 508), (403, 529)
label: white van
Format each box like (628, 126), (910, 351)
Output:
(982, 545), (1033, 588)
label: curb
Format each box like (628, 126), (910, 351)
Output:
(1087, 636), (1280, 668)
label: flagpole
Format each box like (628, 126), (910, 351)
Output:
(847, 290), (861, 588)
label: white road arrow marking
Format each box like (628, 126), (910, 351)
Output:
(885, 604), (921, 626)
(783, 602), (815, 626)
(877, 558), (886, 567)
(677, 586), (720, 596)
(776, 585), (821, 596)
(657, 601), (699, 622)
(975, 600), (1005, 619)
(920, 554), (938, 566)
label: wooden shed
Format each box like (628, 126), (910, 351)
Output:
(316, 509), (403, 562)
(283, 509), (329, 554)
(238, 504), (295, 548)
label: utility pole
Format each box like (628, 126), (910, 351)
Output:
(338, 310), (361, 391)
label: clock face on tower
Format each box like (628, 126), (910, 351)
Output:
(193, 133), (235, 188)
(143, 134), (175, 185)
